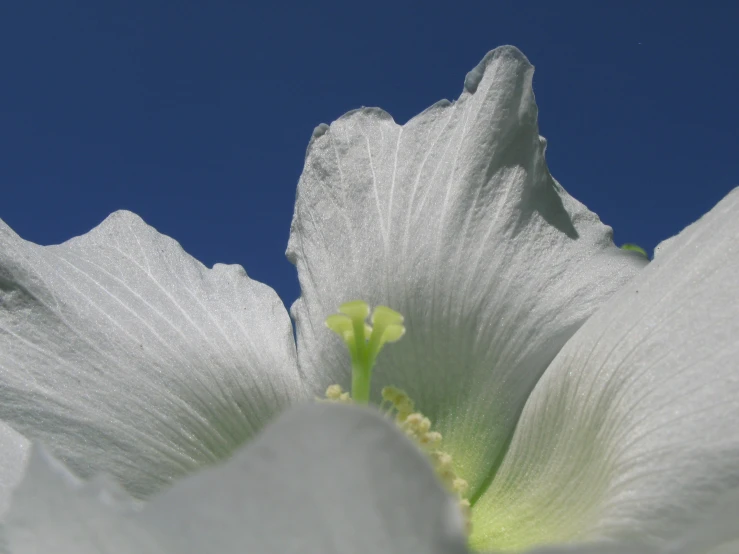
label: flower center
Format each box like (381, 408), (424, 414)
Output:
(324, 301), (471, 534)
(324, 300), (405, 404)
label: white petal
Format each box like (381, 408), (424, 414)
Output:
(287, 45), (645, 493)
(138, 403), (469, 554)
(2, 446), (167, 554)
(662, 487), (739, 554)
(0, 211), (303, 498)
(471, 189), (739, 550)
(530, 488), (739, 554)
(0, 421), (29, 519)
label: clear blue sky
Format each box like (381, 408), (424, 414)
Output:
(1, 1), (736, 308)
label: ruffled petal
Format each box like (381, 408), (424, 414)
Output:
(287, 45), (645, 493)
(0, 211), (303, 498)
(138, 403), (468, 553)
(2, 404), (467, 553)
(2, 447), (166, 554)
(471, 189), (739, 551)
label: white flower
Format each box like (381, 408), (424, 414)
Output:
(0, 46), (736, 553)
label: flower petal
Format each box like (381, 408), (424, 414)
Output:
(2, 404), (467, 553)
(287, 45), (646, 493)
(137, 403), (468, 554)
(0, 421), (29, 519)
(2, 446), (166, 554)
(523, 488), (739, 553)
(662, 486), (739, 554)
(471, 189), (739, 550)
(0, 211), (303, 498)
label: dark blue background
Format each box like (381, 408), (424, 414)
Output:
(1, 1), (736, 308)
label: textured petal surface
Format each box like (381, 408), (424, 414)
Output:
(471, 189), (739, 551)
(287, 45), (645, 493)
(138, 403), (469, 554)
(0, 421), (29, 519)
(0, 211), (303, 498)
(661, 486), (739, 554)
(522, 488), (739, 554)
(3, 447), (166, 554)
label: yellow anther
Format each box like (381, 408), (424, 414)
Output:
(419, 431), (442, 448)
(395, 406), (413, 423)
(321, 303), (470, 535)
(381, 386), (471, 531)
(326, 384), (344, 400)
(396, 397), (413, 410)
(381, 386), (404, 404)
(453, 478), (469, 496)
(432, 451), (453, 470)
(381, 386), (416, 423)
(323, 384), (352, 404)
(403, 413), (424, 427)
(325, 381), (471, 536)
(401, 413), (433, 440)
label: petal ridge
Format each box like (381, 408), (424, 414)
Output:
(287, 45), (646, 494)
(0, 211), (303, 498)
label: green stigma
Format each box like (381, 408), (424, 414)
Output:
(325, 300), (405, 404)
(620, 243), (649, 259)
(324, 302), (472, 535)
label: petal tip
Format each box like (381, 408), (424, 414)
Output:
(337, 106), (396, 125)
(463, 45), (533, 94)
(101, 209), (147, 227)
(311, 123), (329, 141)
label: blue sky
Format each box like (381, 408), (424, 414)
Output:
(1, 1), (736, 308)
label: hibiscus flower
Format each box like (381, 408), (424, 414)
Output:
(0, 46), (736, 553)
